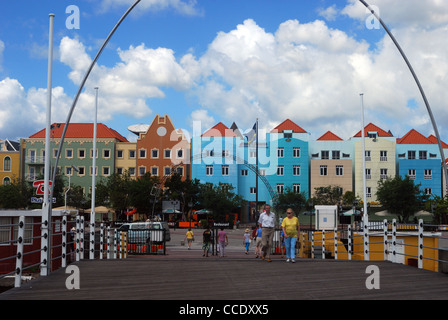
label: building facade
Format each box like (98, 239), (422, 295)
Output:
(0, 139), (21, 185)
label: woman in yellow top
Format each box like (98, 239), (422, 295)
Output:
(281, 208), (300, 263)
(185, 228), (194, 250)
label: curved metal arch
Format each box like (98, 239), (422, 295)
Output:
(359, 0), (448, 195)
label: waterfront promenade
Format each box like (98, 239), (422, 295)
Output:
(1, 227), (447, 300)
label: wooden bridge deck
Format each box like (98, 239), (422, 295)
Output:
(1, 255), (447, 301)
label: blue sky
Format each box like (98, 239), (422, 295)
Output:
(1, 0), (448, 145)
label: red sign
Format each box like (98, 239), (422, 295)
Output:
(33, 180), (53, 195)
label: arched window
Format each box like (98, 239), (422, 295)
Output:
(3, 156), (11, 171)
(3, 177), (11, 185)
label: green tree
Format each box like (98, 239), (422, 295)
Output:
(274, 187), (306, 215)
(425, 196), (448, 225)
(129, 173), (160, 219)
(198, 183), (244, 222)
(376, 175), (428, 223)
(312, 186), (344, 205)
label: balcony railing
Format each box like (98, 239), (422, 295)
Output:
(25, 156), (45, 164)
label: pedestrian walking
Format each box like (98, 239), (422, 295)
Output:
(202, 226), (212, 257)
(243, 228), (251, 254)
(254, 224), (262, 258)
(185, 228), (194, 250)
(217, 227), (228, 257)
(281, 208), (300, 263)
(258, 204), (276, 262)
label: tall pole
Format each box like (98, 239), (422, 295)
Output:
(90, 87), (98, 260)
(360, 93), (369, 261)
(41, 13), (54, 276)
(359, 0), (448, 198)
(255, 118), (259, 219)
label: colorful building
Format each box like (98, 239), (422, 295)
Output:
(309, 131), (354, 197)
(397, 129), (443, 197)
(0, 139), (21, 185)
(351, 123), (396, 203)
(23, 123), (128, 195)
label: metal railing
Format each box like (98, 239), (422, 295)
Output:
(125, 229), (166, 255)
(300, 219), (448, 273)
(0, 215), (128, 288)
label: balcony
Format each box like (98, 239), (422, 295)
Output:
(25, 156), (45, 165)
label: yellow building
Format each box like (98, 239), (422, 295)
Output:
(0, 139), (21, 185)
(351, 123), (396, 203)
(115, 141), (137, 178)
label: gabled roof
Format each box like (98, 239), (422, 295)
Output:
(353, 123), (393, 137)
(397, 129), (432, 144)
(29, 123), (128, 142)
(229, 122), (244, 139)
(271, 119), (307, 133)
(317, 131), (343, 141)
(202, 122), (237, 137)
(427, 135), (448, 148)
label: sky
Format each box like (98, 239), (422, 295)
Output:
(1, 0), (448, 144)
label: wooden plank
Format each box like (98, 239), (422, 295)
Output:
(1, 258), (447, 300)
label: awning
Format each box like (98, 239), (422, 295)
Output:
(342, 209), (361, 216)
(162, 209), (182, 214)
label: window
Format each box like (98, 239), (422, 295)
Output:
(250, 187), (256, 194)
(151, 149), (158, 158)
(365, 150), (371, 161)
(176, 167), (184, 176)
(259, 169), (266, 176)
(103, 167), (110, 176)
(222, 165), (229, 176)
(90, 149), (98, 158)
(293, 165), (300, 176)
(320, 165), (327, 176)
(66, 149), (73, 159)
(380, 168), (388, 179)
(139, 149), (147, 159)
(293, 147), (300, 158)
(424, 169), (432, 180)
(116, 168), (123, 175)
(277, 165), (284, 176)
(366, 187), (372, 198)
(164, 167), (171, 176)
(90, 166), (98, 176)
(78, 167), (85, 176)
(117, 150), (123, 158)
(408, 151), (416, 159)
(424, 188), (432, 195)
(419, 151), (427, 159)
(151, 167), (158, 176)
(365, 168), (371, 179)
(139, 167), (146, 176)
(241, 169), (248, 176)
(222, 150), (229, 157)
(277, 184), (284, 194)
(103, 149), (111, 159)
(250, 151), (256, 158)
(321, 151), (329, 159)
(164, 149), (171, 159)
(336, 165), (343, 176)
(206, 150), (214, 157)
(408, 169), (416, 179)
(206, 165), (213, 176)
(3, 156), (11, 171)
(129, 150), (136, 158)
(332, 151), (340, 159)
(277, 148), (284, 158)
(78, 149), (86, 159)
(177, 149), (183, 159)
(368, 132), (377, 139)
(380, 150), (387, 161)
(3, 177), (11, 185)
(293, 184), (300, 193)
(129, 168), (135, 176)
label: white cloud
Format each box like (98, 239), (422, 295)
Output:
(98, 0), (202, 16)
(317, 5), (339, 21)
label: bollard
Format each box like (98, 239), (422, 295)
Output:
(311, 231), (314, 259)
(348, 224), (352, 261)
(15, 216), (25, 288)
(76, 216), (80, 262)
(62, 215), (67, 268)
(334, 228), (338, 260)
(322, 230), (325, 260)
(107, 226), (111, 259)
(100, 223), (104, 260)
(364, 222), (369, 261)
(383, 219), (388, 261)
(418, 219), (423, 269)
(391, 219), (397, 263)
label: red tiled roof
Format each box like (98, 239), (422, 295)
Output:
(271, 119), (307, 133)
(427, 135), (448, 148)
(353, 123), (393, 137)
(29, 123), (128, 142)
(397, 129), (432, 144)
(202, 122), (237, 137)
(317, 131), (343, 141)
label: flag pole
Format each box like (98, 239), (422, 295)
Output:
(255, 118), (259, 219)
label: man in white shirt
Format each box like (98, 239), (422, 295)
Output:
(258, 204), (276, 262)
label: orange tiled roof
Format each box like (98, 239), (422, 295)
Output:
(427, 135), (448, 148)
(397, 129), (432, 144)
(202, 122), (237, 137)
(29, 123), (128, 142)
(271, 119), (307, 133)
(317, 131), (343, 141)
(353, 123), (393, 137)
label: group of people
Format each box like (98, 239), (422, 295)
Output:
(184, 204), (300, 262)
